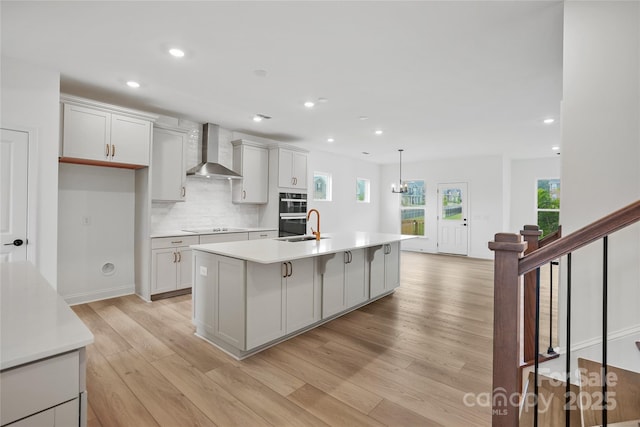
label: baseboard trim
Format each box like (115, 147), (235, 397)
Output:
(557, 324), (640, 354)
(64, 285), (135, 305)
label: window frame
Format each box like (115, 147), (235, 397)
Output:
(356, 177), (370, 203)
(313, 171), (332, 202)
(400, 179), (426, 236)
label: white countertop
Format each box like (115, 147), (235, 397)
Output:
(1, 262), (94, 370)
(150, 227), (277, 238)
(191, 232), (413, 264)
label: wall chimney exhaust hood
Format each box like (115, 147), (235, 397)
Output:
(186, 123), (242, 179)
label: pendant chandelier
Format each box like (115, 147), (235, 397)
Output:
(391, 149), (408, 193)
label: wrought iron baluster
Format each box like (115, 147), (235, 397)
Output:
(565, 253), (572, 426)
(602, 236), (608, 426)
(534, 267), (541, 426)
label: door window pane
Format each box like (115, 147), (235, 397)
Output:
(441, 188), (463, 220)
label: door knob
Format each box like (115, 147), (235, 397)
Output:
(3, 239), (24, 246)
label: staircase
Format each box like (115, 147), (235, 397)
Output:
(519, 359), (640, 427)
(489, 200), (640, 426)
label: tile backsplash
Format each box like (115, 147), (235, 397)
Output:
(150, 177), (260, 233)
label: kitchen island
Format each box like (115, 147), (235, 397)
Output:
(190, 232), (411, 359)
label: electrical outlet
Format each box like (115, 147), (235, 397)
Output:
(199, 266), (208, 276)
(81, 216), (91, 225)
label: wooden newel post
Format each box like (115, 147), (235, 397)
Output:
(520, 225), (542, 364)
(488, 233), (527, 427)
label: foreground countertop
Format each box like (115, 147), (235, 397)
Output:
(191, 232), (412, 264)
(1, 262), (94, 370)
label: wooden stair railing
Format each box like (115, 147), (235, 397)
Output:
(489, 200), (640, 427)
(520, 225), (562, 365)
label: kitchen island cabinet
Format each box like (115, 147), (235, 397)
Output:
(369, 242), (401, 298)
(191, 232), (411, 359)
(1, 262), (93, 427)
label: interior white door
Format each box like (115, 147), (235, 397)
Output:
(1, 129), (29, 262)
(437, 182), (468, 256)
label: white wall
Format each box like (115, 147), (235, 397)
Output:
(561, 1), (640, 345)
(58, 164), (136, 302)
(379, 155), (504, 259)
(0, 56), (60, 286)
(509, 156), (561, 233)
(307, 150), (380, 233)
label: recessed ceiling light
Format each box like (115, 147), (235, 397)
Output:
(304, 101), (315, 108)
(327, 138), (334, 143)
(552, 146), (560, 151)
(375, 130), (383, 135)
(169, 48), (185, 58)
(126, 81), (140, 88)
(317, 97), (328, 103)
(359, 116), (369, 121)
(254, 69), (267, 77)
(543, 118), (555, 124)
(362, 152), (370, 155)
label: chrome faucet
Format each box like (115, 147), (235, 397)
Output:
(307, 209), (321, 240)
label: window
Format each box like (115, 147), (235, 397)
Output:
(356, 178), (370, 203)
(400, 180), (425, 235)
(537, 179), (560, 237)
(313, 172), (332, 201)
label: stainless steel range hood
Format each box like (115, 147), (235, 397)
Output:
(186, 123), (242, 179)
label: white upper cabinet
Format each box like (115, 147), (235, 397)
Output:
(277, 148), (307, 190)
(152, 126), (187, 202)
(232, 140), (268, 204)
(60, 95), (156, 168)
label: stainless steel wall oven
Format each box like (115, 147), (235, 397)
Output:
(279, 192), (307, 237)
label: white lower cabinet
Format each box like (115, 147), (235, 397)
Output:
(246, 258), (319, 348)
(369, 242), (400, 299)
(248, 230), (278, 240)
(194, 252), (320, 354)
(321, 249), (367, 318)
(151, 236), (199, 295)
(0, 350), (83, 427)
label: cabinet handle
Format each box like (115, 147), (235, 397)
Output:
(291, 177), (295, 186)
(282, 262), (287, 278)
(288, 261), (293, 277)
(344, 252), (350, 264)
(243, 190), (246, 200)
(173, 252), (177, 263)
(105, 144), (110, 158)
(171, 240), (183, 244)
(181, 187), (186, 198)
(111, 144), (116, 158)
(349, 251), (353, 263)
(177, 252), (182, 262)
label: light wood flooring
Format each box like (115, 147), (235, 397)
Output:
(73, 252), (503, 427)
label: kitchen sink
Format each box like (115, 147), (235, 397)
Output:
(280, 235), (329, 242)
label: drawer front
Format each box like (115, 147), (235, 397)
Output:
(199, 232), (248, 244)
(151, 235), (199, 249)
(1, 351), (80, 425)
(248, 230), (278, 240)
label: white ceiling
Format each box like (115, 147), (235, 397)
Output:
(1, 1), (563, 164)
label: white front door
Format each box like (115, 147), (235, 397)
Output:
(1, 129), (29, 262)
(437, 182), (468, 256)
